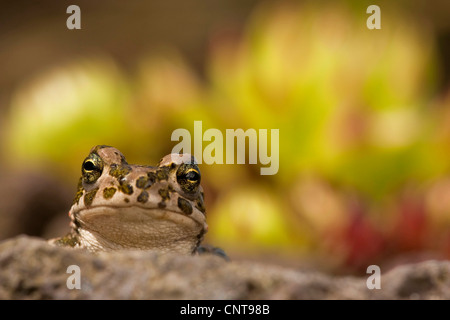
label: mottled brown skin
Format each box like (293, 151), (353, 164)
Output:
(49, 145), (222, 256)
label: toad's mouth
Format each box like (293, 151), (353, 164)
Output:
(73, 206), (207, 253)
(74, 205), (206, 231)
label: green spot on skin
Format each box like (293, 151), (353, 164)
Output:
(109, 164), (132, 179)
(156, 168), (169, 181)
(84, 188), (99, 206)
(103, 187), (117, 199)
(195, 198), (205, 214)
(147, 172), (157, 184)
(119, 183), (133, 195)
(136, 176), (153, 189)
(73, 177), (84, 205)
(137, 191), (149, 203)
(158, 188), (170, 201)
(178, 197), (193, 215)
(52, 233), (79, 247)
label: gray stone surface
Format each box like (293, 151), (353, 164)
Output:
(0, 235), (448, 300)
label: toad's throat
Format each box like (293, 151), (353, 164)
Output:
(73, 206), (207, 253)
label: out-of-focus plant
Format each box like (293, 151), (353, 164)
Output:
(206, 2), (441, 197)
(2, 58), (131, 178)
(203, 2), (447, 269)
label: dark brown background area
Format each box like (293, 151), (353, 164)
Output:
(0, 0), (449, 111)
(0, 1), (261, 110)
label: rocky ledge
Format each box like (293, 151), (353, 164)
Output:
(0, 235), (448, 299)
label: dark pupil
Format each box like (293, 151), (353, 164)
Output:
(185, 170), (199, 181)
(83, 160), (96, 171)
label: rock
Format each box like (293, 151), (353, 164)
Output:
(0, 235), (448, 299)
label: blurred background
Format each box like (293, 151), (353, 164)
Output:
(0, 0), (449, 275)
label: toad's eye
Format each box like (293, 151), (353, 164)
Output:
(83, 160), (96, 171)
(82, 153), (104, 184)
(176, 164), (201, 193)
(185, 169), (200, 183)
